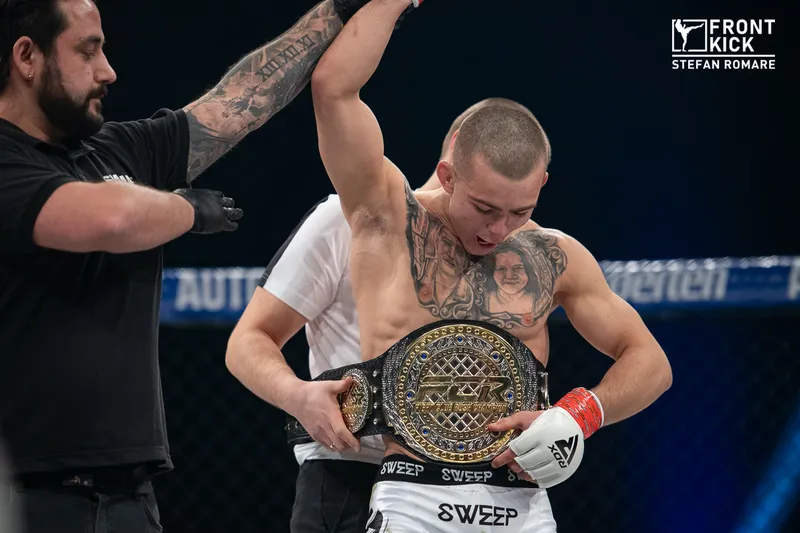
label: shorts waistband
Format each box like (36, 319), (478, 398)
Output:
(375, 454), (538, 488)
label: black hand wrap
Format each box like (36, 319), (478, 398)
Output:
(395, 5), (414, 29)
(332, 0), (368, 23)
(333, 0), (415, 28)
(174, 189), (243, 234)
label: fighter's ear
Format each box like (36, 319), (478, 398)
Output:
(437, 161), (456, 193)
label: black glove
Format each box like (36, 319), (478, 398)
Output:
(332, 0), (367, 23)
(395, 5), (415, 29)
(174, 189), (243, 234)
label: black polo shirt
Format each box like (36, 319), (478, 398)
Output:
(0, 108), (189, 474)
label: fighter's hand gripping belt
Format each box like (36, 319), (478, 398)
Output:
(508, 387), (604, 489)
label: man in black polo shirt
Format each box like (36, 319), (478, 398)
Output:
(0, 0), (386, 531)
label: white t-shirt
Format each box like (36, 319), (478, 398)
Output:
(260, 194), (385, 465)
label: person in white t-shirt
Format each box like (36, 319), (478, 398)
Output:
(226, 98), (545, 533)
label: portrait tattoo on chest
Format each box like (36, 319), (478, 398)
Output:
(405, 185), (567, 330)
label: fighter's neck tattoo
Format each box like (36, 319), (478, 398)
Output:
(404, 184), (567, 330)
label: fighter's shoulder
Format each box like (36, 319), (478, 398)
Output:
(390, 172), (437, 225)
(528, 226), (605, 293)
(410, 187), (437, 210)
(345, 157), (410, 234)
(520, 223), (595, 269)
(515, 223), (571, 247)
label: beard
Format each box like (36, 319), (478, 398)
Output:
(37, 59), (106, 142)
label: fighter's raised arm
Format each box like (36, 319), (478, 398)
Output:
(311, 0), (418, 222)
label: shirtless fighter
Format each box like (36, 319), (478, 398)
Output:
(226, 97), (534, 533)
(302, 0), (673, 530)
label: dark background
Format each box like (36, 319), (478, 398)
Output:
(99, 0), (797, 267)
(95, 0), (797, 531)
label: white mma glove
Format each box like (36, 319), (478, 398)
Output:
(496, 387), (604, 489)
(508, 407), (585, 488)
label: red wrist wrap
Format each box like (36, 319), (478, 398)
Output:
(554, 387), (603, 439)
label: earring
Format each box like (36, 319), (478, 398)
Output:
(27, 73), (33, 81)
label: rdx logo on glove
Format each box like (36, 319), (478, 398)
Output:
(549, 435), (580, 468)
(507, 407), (586, 488)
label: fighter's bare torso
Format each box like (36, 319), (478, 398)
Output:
(347, 181), (570, 458)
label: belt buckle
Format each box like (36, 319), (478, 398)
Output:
(338, 368), (373, 433)
(62, 474), (93, 488)
(375, 322), (541, 465)
(538, 370), (550, 410)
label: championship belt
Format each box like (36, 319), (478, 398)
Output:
(286, 319), (549, 466)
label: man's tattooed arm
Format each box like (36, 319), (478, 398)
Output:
(182, 1), (343, 181)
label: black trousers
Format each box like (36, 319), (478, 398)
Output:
(290, 459), (379, 533)
(7, 469), (163, 533)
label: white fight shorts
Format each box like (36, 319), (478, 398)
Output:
(366, 454), (557, 532)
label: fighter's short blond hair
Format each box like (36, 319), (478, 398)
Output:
(440, 98), (538, 158)
(453, 105), (551, 180)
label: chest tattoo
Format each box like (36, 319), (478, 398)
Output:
(405, 187), (567, 330)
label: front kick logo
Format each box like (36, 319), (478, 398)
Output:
(672, 18), (776, 70)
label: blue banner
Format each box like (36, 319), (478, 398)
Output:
(600, 256), (800, 312)
(160, 267), (265, 325)
(160, 256), (800, 325)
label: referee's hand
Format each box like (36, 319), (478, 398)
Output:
(174, 189), (243, 234)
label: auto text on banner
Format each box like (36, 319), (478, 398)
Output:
(160, 267), (265, 325)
